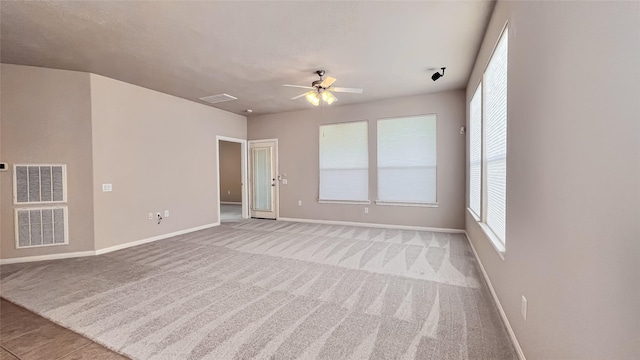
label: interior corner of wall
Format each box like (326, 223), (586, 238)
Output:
(87, 72), (101, 253)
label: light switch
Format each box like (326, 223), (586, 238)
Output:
(102, 183), (112, 192)
(282, 179), (288, 185)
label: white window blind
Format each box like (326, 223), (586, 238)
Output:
(484, 28), (508, 243)
(377, 115), (437, 204)
(469, 84), (482, 217)
(319, 121), (369, 201)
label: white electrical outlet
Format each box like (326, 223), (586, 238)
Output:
(227, 190), (231, 195)
(298, 200), (302, 206)
(148, 213), (153, 220)
(521, 295), (528, 321)
(364, 207), (369, 214)
(164, 210), (169, 217)
(282, 179), (288, 185)
(102, 183), (112, 192)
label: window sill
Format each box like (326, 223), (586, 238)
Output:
(318, 199), (371, 205)
(467, 208), (506, 260)
(468, 207), (481, 222)
(375, 200), (439, 208)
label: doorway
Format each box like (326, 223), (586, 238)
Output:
(249, 139), (278, 219)
(216, 136), (248, 223)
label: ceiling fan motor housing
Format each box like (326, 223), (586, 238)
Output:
(312, 70), (326, 88)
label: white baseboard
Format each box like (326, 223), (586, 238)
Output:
(277, 217), (464, 233)
(0, 251), (95, 265)
(464, 231), (526, 360)
(0, 223), (220, 265)
(220, 201), (242, 205)
(95, 222), (220, 255)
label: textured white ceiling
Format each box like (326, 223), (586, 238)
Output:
(0, 1), (494, 116)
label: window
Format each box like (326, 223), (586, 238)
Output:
(484, 28), (508, 244)
(470, 26), (508, 249)
(469, 27), (509, 252)
(469, 84), (482, 217)
(377, 115), (437, 204)
(319, 121), (369, 202)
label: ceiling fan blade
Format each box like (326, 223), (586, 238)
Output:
(291, 91), (310, 100)
(331, 87), (364, 94)
(283, 84), (314, 89)
(320, 76), (337, 88)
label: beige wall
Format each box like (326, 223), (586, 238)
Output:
(465, 1), (640, 359)
(0, 64), (95, 259)
(248, 91), (466, 229)
(90, 74), (246, 250)
(219, 140), (242, 203)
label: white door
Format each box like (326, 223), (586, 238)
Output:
(249, 140), (278, 219)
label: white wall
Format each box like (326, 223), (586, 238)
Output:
(219, 140), (242, 203)
(249, 90), (466, 230)
(90, 74), (247, 250)
(1, 64), (95, 259)
(466, 1), (640, 359)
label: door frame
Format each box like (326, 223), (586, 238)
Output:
(216, 136), (249, 222)
(248, 139), (279, 219)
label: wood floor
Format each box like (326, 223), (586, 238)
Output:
(0, 298), (128, 360)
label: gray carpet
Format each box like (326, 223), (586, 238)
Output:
(0, 220), (517, 360)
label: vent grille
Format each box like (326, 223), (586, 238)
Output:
(15, 165), (66, 204)
(15, 207), (68, 248)
(199, 93), (238, 105)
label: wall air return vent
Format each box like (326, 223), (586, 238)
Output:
(13, 164), (69, 249)
(15, 207), (68, 248)
(14, 165), (66, 204)
(199, 93), (238, 105)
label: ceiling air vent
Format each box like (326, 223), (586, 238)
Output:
(199, 93), (238, 105)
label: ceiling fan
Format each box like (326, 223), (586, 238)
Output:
(283, 70), (363, 106)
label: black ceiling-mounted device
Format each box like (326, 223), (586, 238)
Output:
(431, 67), (446, 81)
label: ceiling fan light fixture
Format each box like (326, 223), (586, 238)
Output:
(323, 91), (337, 105)
(306, 92), (320, 106)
